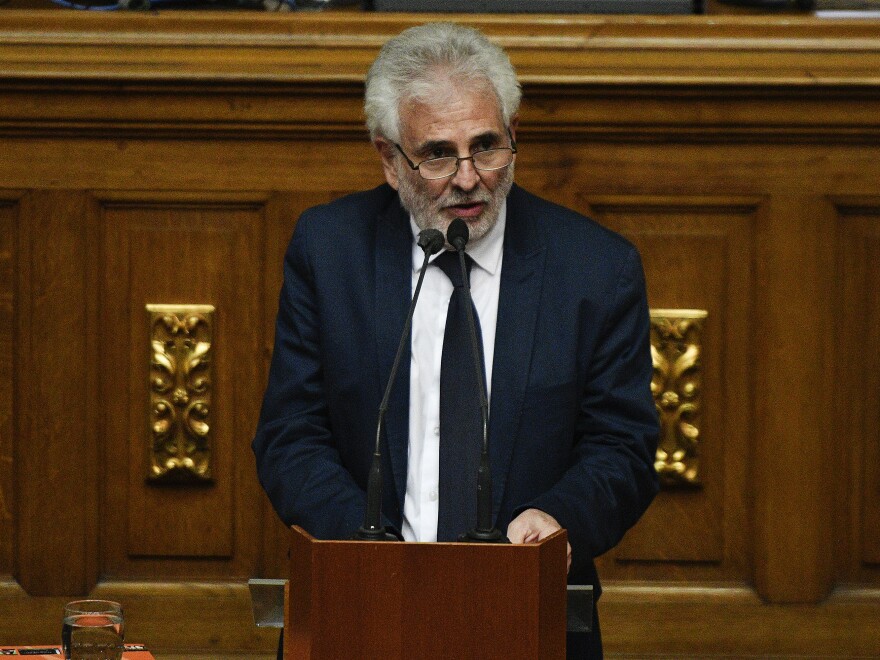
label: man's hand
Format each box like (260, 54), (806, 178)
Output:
(507, 508), (572, 573)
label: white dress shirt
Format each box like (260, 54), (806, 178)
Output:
(401, 202), (506, 542)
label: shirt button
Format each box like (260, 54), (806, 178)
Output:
(429, 490), (438, 501)
(433, 426), (440, 436)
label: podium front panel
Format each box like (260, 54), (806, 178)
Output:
(286, 526), (568, 659)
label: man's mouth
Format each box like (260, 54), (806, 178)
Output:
(446, 201), (485, 218)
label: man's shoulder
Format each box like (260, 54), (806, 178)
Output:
(289, 184), (402, 257)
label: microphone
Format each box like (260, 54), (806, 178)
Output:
(446, 218), (509, 544)
(355, 227), (445, 541)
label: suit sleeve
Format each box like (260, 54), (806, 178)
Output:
(252, 215), (373, 540)
(523, 245), (659, 559)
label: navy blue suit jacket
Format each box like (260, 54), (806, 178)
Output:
(253, 183), (659, 594)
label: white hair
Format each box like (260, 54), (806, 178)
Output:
(364, 22), (522, 143)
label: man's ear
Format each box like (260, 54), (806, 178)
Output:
(374, 137), (400, 190)
(508, 114), (519, 145)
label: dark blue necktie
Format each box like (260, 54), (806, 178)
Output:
(434, 250), (485, 542)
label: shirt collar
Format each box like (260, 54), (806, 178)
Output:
(409, 198), (506, 276)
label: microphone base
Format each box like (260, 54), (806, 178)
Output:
(353, 526), (400, 542)
(459, 527), (511, 544)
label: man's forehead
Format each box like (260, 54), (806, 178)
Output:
(398, 90), (506, 146)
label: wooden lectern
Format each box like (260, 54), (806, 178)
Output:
(284, 525), (569, 659)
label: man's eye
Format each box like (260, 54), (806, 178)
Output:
(428, 149), (450, 160)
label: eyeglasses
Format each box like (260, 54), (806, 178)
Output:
(394, 130), (518, 181)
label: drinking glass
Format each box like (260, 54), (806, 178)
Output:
(61, 600), (125, 660)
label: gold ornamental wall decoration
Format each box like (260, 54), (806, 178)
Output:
(147, 304), (214, 484)
(649, 309), (707, 488)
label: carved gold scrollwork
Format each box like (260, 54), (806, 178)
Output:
(650, 309), (707, 488)
(147, 304), (214, 484)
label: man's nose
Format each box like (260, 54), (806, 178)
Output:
(451, 157), (480, 191)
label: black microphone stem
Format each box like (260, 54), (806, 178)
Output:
(378, 246), (433, 439)
(451, 228), (509, 544)
(355, 229), (444, 541)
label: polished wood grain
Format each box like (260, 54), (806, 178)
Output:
(99, 192), (266, 564)
(0, 195), (17, 586)
(0, 580), (279, 651)
(601, 584), (880, 656)
(287, 527), (567, 659)
(0, 10), (878, 657)
(836, 200), (880, 579)
(14, 191), (99, 597)
(590, 196), (756, 573)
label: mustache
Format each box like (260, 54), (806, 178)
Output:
(440, 189), (492, 207)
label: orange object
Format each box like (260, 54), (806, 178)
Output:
(0, 644), (154, 658)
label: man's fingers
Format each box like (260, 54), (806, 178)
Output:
(507, 509), (571, 574)
(507, 508), (562, 544)
(506, 518), (529, 544)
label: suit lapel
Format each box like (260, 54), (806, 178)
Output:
(374, 196), (413, 513)
(490, 186), (546, 520)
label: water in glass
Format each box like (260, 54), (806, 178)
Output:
(61, 601), (124, 660)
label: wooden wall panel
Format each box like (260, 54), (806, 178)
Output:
(15, 191), (99, 597)
(589, 198), (756, 583)
(513, 139), (859, 602)
(752, 193), (838, 603)
(836, 199), (880, 583)
(100, 193), (266, 571)
(0, 195), (17, 583)
(860, 228), (880, 570)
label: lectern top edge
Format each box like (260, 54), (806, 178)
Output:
(290, 524), (568, 547)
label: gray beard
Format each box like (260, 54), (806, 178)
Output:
(396, 163), (514, 244)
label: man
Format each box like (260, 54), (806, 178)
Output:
(253, 22), (659, 658)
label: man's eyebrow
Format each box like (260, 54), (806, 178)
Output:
(414, 131), (504, 156)
(413, 139), (454, 156)
(471, 131), (503, 145)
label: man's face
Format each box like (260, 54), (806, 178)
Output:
(377, 83), (516, 243)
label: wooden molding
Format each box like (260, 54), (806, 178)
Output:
(3, 579), (878, 656)
(0, 11), (879, 85)
(601, 584), (880, 656)
(0, 12), (879, 141)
